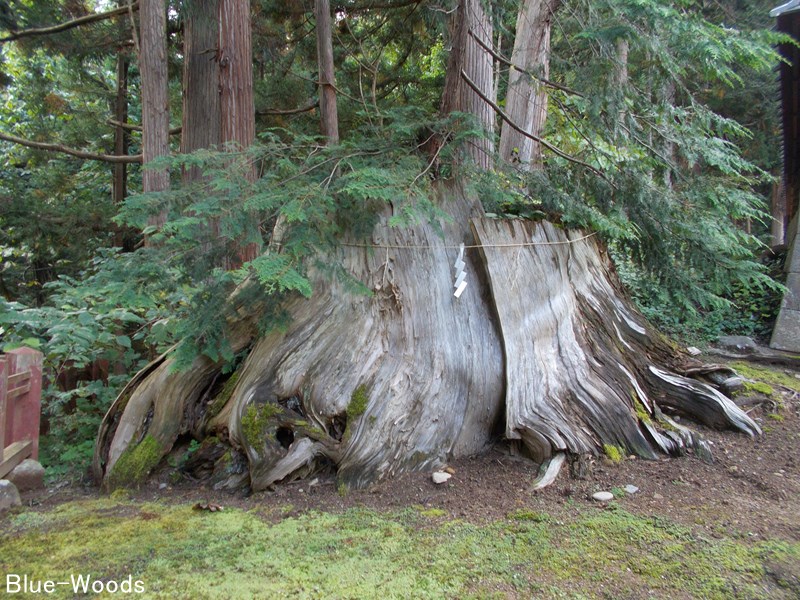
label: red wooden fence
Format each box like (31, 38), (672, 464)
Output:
(0, 347), (43, 479)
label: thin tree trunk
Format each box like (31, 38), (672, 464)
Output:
(614, 37), (629, 130)
(499, 0), (560, 169)
(112, 52), (129, 206)
(315, 0), (339, 144)
(772, 178), (786, 247)
(140, 0), (170, 231)
(112, 0), (132, 250)
(442, 0), (495, 171)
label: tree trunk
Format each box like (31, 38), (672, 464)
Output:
(219, 0), (255, 153)
(218, 0), (259, 263)
(181, 0), (221, 178)
(112, 49), (129, 206)
(498, 0), (560, 169)
(315, 0), (339, 144)
(441, 0), (495, 170)
(94, 182), (760, 492)
(140, 0), (170, 231)
(772, 178), (786, 247)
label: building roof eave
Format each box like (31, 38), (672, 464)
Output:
(772, 1), (800, 17)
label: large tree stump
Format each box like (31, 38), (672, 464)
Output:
(95, 185), (759, 491)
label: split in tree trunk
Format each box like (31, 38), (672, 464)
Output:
(94, 182), (760, 492)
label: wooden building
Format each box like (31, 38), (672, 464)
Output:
(771, 1), (800, 352)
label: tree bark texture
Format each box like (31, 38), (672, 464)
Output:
(182, 0), (221, 179)
(112, 43), (129, 205)
(219, 0), (255, 154)
(95, 183), (760, 492)
(315, 0), (339, 144)
(219, 0), (260, 263)
(140, 0), (170, 208)
(442, 0), (495, 170)
(499, 0), (561, 169)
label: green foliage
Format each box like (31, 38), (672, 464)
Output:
(487, 0), (787, 338)
(115, 111), (440, 367)
(0, 247), (182, 480)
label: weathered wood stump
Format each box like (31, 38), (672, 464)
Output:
(95, 185), (759, 491)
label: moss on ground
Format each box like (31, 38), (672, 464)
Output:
(743, 380), (776, 396)
(731, 362), (800, 394)
(603, 444), (624, 464)
(3, 499), (795, 599)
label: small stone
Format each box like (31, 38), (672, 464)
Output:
(624, 484), (639, 494)
(653, 493), (664, 500)
(432, 471), (452, 484)
(686, 346), (702, 356)
(444, 466), (456, 475)
(7, 459), (45, 492)
(159, 482), (168, 490)
(0, 480), (21, 512)
(592, 491), (614, 502)
(720, 376), (744, 394)
(716, 335), (757, 353)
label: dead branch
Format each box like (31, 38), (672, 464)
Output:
(468, 29), (583, 98)
(460, 70), (609, 183)
(0, 131), (142, 164)
(256, 101), (319, 116)
(0, 4), (138, 43)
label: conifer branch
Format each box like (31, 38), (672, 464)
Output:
(0, 131), (142, 163)
(0, 4), (138, 43)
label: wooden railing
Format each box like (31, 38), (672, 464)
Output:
(0, 348), (43, 479)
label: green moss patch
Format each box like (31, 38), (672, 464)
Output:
(603, 444), (624, 464)
(207, 371), (241, 419)
(105, 435), (163, 490)
(1, 501), (797, 599)
(240, 403), (280, 448)
(347, 384), (370, 419)
(743, 380), (775, 396)
(731, 362), (800, 394)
